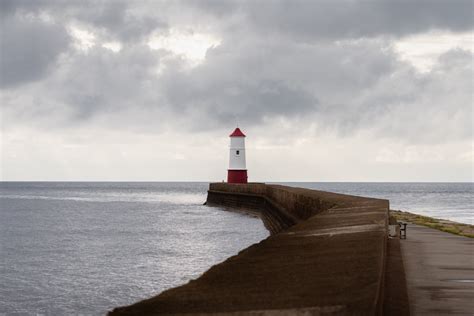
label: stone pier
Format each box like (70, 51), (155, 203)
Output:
(110, 183), (398, 315)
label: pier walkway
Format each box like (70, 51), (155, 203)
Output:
(400, 224), (474, 315)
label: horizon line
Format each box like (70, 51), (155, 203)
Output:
(0, 180), (472, 183)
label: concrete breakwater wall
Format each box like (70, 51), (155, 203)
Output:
(206, 183), (382, 235)
(110, 184), (390, 315)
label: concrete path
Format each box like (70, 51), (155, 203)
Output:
(400, 224), (474, 315)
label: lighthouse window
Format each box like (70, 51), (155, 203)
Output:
(236, 150), (240, 155)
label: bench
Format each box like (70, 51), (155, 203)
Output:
(399, 222), (407, 239)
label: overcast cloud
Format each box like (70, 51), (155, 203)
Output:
(1, 0), (472, 181)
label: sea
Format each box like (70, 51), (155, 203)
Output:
(0, 182), (472, 315)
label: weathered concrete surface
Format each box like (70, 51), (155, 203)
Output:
(400, 224), (474, 315)
(383, 238), (410, 316)
(109, 184), (390, 315)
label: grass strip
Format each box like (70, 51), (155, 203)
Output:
(390, 210), (474, 238)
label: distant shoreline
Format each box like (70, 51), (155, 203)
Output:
(390, 210), (474, 238)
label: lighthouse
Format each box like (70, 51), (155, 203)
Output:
(227, 127), (248, 183)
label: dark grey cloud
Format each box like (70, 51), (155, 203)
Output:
(163, 74), (318, 128)
(0, 0), (472, 146)
(159, 38), (396, 129)
(64, 1), (168, 43)
(192, 0), (473, 40)
(0, 15), (70, 87)
(48, 43), (161, 121)
(326, 47), (473, 143)
(0, 0), (166, 88)
(0, 0), (168, 42)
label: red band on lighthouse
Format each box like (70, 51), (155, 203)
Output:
(227, 127), (248, 184)
(227, 170), (248, 183)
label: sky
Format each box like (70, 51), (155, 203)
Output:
(0, 0), (473, 182)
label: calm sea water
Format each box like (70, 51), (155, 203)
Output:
(0, 182), (268, 316)
(1, 182), (472, 315)
(277, 182), (473, 225)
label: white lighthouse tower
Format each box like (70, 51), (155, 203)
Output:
(227, 127), (248, 183)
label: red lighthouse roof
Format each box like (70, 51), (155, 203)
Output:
(229, 127), (246, 137)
